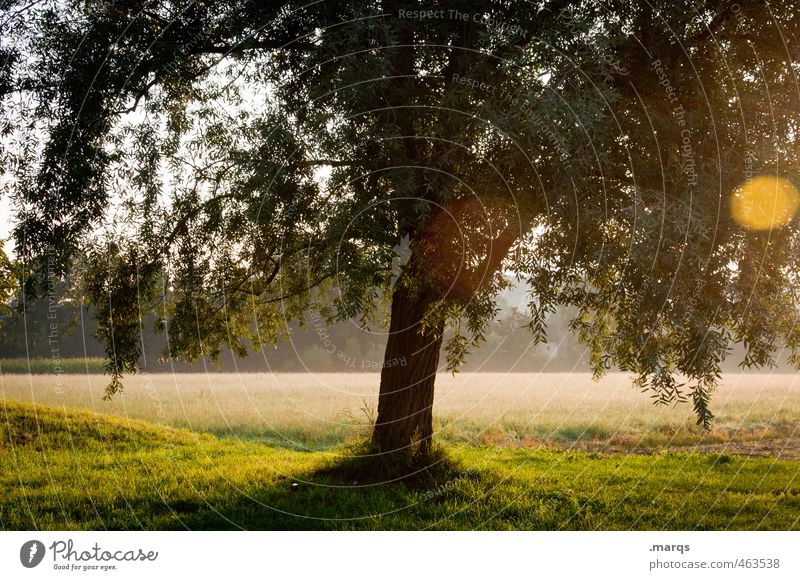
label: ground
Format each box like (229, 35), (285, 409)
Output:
(2, 371), (798, 456)
(1, 399), (799, 530)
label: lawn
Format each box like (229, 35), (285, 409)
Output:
(1, 399), (799, 530)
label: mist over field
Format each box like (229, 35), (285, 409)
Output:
(3, 371), (798, 457)
(0, 277), (787, 374)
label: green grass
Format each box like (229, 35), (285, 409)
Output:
(3, 371), (798, 454)
(0, 357), (106, 374)
(1, 399), (799, 530)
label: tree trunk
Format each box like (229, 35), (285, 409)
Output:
(372, 282), (444, 458)
(370, 198), (519, 459)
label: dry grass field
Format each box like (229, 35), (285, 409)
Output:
(2, 371), (798, 455)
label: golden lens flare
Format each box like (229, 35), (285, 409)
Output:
(730, 175), (800, 230)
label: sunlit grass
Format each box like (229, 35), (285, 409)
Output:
(1, 400), (798, 530)
(1, 372), (798, 454)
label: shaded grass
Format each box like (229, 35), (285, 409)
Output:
(1, 400), (799, 531)
(0, 358), (106, 374)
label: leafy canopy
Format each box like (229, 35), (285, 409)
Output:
(3, 0), (800, 424)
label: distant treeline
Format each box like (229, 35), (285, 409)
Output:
(0, 286), (783, 374)
(0, 285), (588, 373)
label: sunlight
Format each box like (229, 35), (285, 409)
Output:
(730, 175), (800, 230)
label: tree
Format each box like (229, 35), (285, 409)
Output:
(0, 248), (16, 317)
(3, 0), (800, 460)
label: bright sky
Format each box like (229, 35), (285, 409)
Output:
(0, 195), (13, 255)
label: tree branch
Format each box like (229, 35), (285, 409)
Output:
(306, 159), (351, 167)
(456, 225), (520, 296)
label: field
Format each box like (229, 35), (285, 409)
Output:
(0, 358), (106, 374)
(1, 399), (799, 530)
(1, 371), (798, 455)
(2, 371), (799, 530)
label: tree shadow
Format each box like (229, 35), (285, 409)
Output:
(172, 443), (493, 530)
(309, 442), (469, 488)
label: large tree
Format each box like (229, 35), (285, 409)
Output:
(3, 0), (800, 458)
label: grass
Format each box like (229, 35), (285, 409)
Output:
(1, 399), (799, 530)
(2, 371), (798, 455)
(0, 357), (107, 374)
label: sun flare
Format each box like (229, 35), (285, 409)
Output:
(730, 175), (800, 230)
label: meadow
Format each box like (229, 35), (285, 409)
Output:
(1, 399), (799, 530)
(2, 371), (799, 530)
(0, 357), (106, 374)
(1, 371), (798, 456)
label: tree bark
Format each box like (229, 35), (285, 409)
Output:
(372, 282), (444, 458)
(371, 210), (520, 458)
